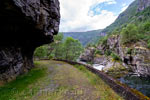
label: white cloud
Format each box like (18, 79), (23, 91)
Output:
(107, 0), (117, 5)
(121, 3), (128, 12)
(59, 0), (117, 32)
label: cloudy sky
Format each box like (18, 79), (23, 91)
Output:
(59, 0), (135, 32)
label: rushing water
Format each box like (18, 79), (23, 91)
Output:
(119, 75), (150, 97)
(78, 60), (150, 97)
(93, 64), (105, 71)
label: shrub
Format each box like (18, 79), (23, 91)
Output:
(48, 55), (54, 59)
(127, 48), (132, 54)
(98, 36), (108, 46)
(95, 50), (103, 55)
(104, 50), (112, 56)
(111, 52), (120, 61)
(143, 22), (150, 34)
(147, 40), (150, 49)
(121, 24), (139, 44)
(148, 43), (150, 49)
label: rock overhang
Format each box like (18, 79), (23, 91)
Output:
(0, 0), (60, 81)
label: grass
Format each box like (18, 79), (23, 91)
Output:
(0, 60), (124, 100)
(74, 64), (124, 100)
(0, 62), (47, 100)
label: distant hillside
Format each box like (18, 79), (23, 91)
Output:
(102, 0), (150, 34)
(102, 0), (139, 34)
(62, 29), (105, 46)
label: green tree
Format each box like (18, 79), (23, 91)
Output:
(111, 52), (121, 61)
(34, 46), (48, 59)
(64, 37), (83, 61)
(121, 24), (138, 44)
(34, 33), (83, 61)
(143, 22), (150, 34)
(48, 33), (64, 59)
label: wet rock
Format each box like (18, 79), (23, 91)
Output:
(107, 36), (150, 77)
(93, 55), (108, 65)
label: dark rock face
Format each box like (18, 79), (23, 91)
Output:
(138, 0), (150, 11)
(0, 0), (60, 81)
(80, 34), (150, 77)
(98, 35), (150, 77)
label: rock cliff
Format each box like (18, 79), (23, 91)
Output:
(80, 35), (150, 77)
(138, 0), (150, 11)
(0, 0), (60, 81)
(80, 0), (150, 77)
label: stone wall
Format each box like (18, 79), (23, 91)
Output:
(55, 59), (149, 100)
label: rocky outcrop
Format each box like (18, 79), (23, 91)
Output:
(99, 35), (150, 77)
(80, 47), (95, 62)
(0, 0), (60, 81)
(80, 34), (150, 77)
(138, 0), (150, 11)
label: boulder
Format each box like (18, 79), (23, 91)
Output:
(80, 47), (95, 62)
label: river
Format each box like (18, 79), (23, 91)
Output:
(93, 64), (105, 71)
(79, 61), (150, 97)
(119, 75), (150, 97)
(92, 64), (150, 97)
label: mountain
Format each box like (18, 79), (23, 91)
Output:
(102, 0), (139, 34)
(80, 0), (150, 77)
(102, 0), (150, 34)
(62, 29), (105, 46)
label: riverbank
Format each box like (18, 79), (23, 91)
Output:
(119, 74), (150, 97)
(91, 62), (150, 98)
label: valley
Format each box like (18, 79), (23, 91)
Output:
(1, 0), (150, 99)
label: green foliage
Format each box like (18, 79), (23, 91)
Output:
(94, 50), (102, 55)
(98, 36), (108, 46)
(111, 52), (120, 61)
(121, 24), (139, 44)
(106, 64), (128, 79)
(127, 48), (132, 54)
(136, 7), (150, 21)
(52, 33), (83, 61)
(104, 50), (112, 56)
(63, 29), (102, 46)
(0, 66), (46, 100)
(34, 46), (48, 59)
(74, 64), (123, 100)
(120, 21), (150, 45)
(51, 33), (65, 59)
(48, 55), (54, 59)
(147, 40), (150, 49)
(86, 43), (97, 48)
(34, 33), (83, 61)
(64, 37), (83, 61)
(111, 28), (120, 35)
(102, 0), (138, 34)
(143, 22), (150, 32)
(54, 32), (64, 41)
(139, 21), (150, 34)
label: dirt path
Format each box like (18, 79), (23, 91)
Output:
(31, 60), (123, 100)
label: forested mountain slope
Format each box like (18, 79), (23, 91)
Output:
(80, 0), (150, 78)
(102, 0), (150, 34)
(62, 29), (105, 46)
